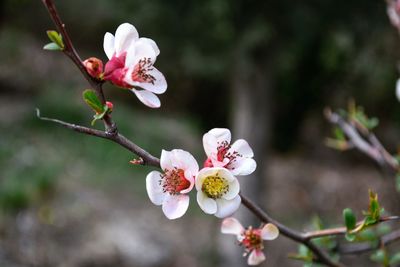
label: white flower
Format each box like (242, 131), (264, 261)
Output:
(203, 128), (256, 176)
(221, 217), (279, 266)
(103, 23), (167, 108)
(146, 149), (198, 219)
(195, 167), (241, 218)
(396, 78), (400, 102)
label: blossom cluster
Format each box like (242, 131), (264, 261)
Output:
(146, 128), (256, 219)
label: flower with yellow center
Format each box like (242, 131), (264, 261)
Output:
(195, 167), (241, 218)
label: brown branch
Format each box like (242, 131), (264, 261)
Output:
(337, 228), (400, 254)
(303, 216), (400, 240)
(41, 0), (116, 133)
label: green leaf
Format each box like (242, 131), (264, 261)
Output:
(389, 252), (400, 265)
(343, 208), (356, 230)
(83, 89), (104, 114)
(370, 249), (388, 265)
(46, 30), (64, 49)
(345, 233), (356, 242)
(364, 216), (377, 226)
(333, 127), (345, 141)
(43, 42), (62, 51)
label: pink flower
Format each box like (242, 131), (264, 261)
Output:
(221, 217), (279, 266)
(195, 167), (241, 218)
(83, 57), (104, 79)
(203, 128), (256, 176)
(146, 149), (198, 219)
(103, 23), (167, 108)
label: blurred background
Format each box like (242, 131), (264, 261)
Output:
(1, 0), (400, 266)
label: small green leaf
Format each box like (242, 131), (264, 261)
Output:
(370, 249), (388, 264)
(46, 30), (64, 49)
(334, 127), (345, 141)
(83, 89), (104, 114)
(389, 252), (400, 265)
(345, 233), (356, 242)
(364, 216), (377, 226)
(343, 208), (356, 230)
(43, 42), (62, 51)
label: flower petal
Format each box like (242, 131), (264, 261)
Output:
(139, 37), (160, 56)
(208, 128), (231, 144)
(214, 195), (241, 218)
(162, 194), (189, 219)
(221, 217), (244, 235)
(223, 177), (240, 200)
(160, 149), (173, 171)
(125, 38), (157, 67)
(195, 167), (217, 190)
(146, 171), (165, 205)
(203, 132), (218, 157)
(103, 32), (115, 59)
(230, 158), (257, 176)
(396, 78), (400, 102)
(114, 23), (139, 56)
(131, 89), (161, 108)
(230, 139), (254, 157)
(248, 249), (266, 266)
(261, 223), (279, 240)
(197, 191), (217, 214)
(171, 149), (199, 174)
(128, 67), (167, 94)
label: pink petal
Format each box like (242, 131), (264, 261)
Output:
(230, 139), (254, 157)
(130, 89), (161, 108)
(128, 67), (167, 94)
(221, 217), (244, 235)
(125, 38), (157, 67)
(202, 132), (218, 157)
(114, 23), (138, 56)
(196, 191), (217, 214)
(214, 195), (241, 218)
(139, 37), (160, 56)
(208, 128), (231, 144)
(261, 223), (279, 240)
(247, 249), (266, 266)
(160, 149), (173, 171)
(162, 194), (189, 220)
(230, 158), (257, 176)
(146, 171), (166, 205)
(103, 32), (115, 59)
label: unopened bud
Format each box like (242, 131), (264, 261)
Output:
(106, 101), (113, 111)
(83, 57), (104, 79)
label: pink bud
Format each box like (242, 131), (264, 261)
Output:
(106, 101), (113, 111)
(83, 57), (104, 79)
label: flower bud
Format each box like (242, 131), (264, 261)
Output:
(106, 101), (113, 111)
(83, 57), (104, 79)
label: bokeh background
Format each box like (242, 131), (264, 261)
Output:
(1, 0), (400, 266)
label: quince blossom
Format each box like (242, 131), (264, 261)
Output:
(103, 23), (167, 108)
(203, 128), (256, 176)
(221, 217), (279, 266)
(146, 149), (198, 219)
(196, 167), (241, 218)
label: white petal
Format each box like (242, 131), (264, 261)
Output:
(197, 191), (217, 214)
(261, 223), (279, 240)
(217, 167), (236, 182)
(221, 217), (244, 235)
(103, 32), (115, 59)
(248, 249), (266, 266)
(223, 177), (240, 200)
(171, 149), (199, 173)
(195, 167), (217, 190)
(114, 23), (139, 56)
(230, 158), (257, 176)
(214, 195), (241, 218)
(230, 139), (254, 157)
(131, 89), (161, 108)
(125, 38), (157, 67)
(160, 149), (173, 171)
(162, 194), (189, 220)
(203, 132), (218, 157)
(128, 67), (167, 94)
(146, 171), (165, 205)
(396, 78), (400, 102)
(139, 37), (160, 56)
(208, 128), (231, 144)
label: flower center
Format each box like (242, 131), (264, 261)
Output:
(216, 141), (242, 168)
(160, 168), (190, 195)
(241, 227), (263, 252)
(131, 57), (156, 84)
(202, 174), (229, 199)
